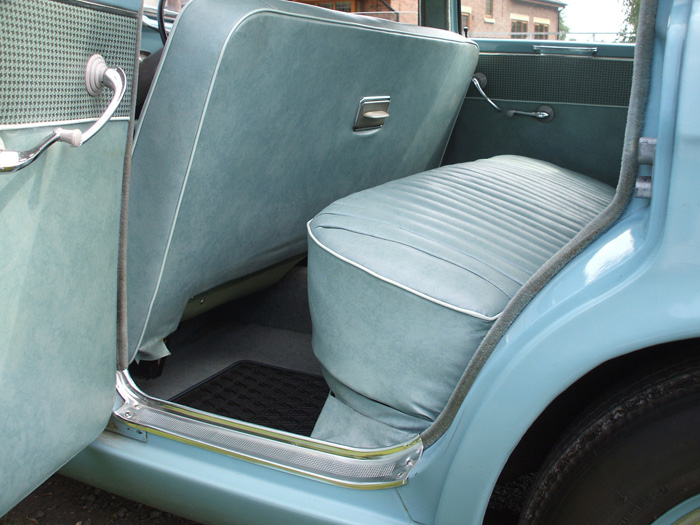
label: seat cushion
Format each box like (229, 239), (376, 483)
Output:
(307, 155), (615, 446)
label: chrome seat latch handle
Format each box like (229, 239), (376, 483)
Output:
(1, 54), (127, 173)
(354, 96), (391, 132)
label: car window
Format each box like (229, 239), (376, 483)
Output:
(143, 0), (191, 13)
(464, 0), (633, 43)
(144, 0), (418, 25)
(143, 0), (634, 40)
(296, 0), (419, 25)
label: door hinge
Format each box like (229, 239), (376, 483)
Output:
(635, 137), (657, 199)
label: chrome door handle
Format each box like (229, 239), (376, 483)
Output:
(506, 105), (554, 122)
(1, 55), (127, 174)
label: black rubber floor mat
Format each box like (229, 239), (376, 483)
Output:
(172, 361), (329, 436)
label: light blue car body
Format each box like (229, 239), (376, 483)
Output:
(2, 0), (699, 522)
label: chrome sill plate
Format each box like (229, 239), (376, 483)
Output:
(114, 371), (423, 489)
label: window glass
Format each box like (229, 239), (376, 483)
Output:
(144, 0), (418, 26)
(143, 0), (190, 15)
(464, 0), (631, 42)
(297, 0), (418, 24)
(143, 0), (632, 41)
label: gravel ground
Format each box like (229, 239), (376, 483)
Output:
(1, 475), (200, 525)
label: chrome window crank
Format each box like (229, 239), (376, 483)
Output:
(471, 73), (502, 112)
(471, 73), (555, 123)
(1, 55), (127, 174)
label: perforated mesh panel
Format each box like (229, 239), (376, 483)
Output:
(0, 0), (137, 126)
(467, 54), (634, 107)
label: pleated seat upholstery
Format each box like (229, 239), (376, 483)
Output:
(307, 155), (615, 447)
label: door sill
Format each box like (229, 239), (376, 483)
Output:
(112, 371), (422, 488)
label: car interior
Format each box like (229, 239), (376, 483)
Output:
(126, 0), (633, 450)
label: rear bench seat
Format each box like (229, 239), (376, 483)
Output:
(307, 155), (615, 448)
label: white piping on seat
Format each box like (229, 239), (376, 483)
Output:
(307, 221), (502, 321)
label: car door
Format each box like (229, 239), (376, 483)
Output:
(0, 0), (140, 513)
(444, 39), (634, 188)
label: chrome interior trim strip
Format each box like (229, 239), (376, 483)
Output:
(114, 371), (423, 488)
(143, 5), (179, 21)
(142, 14), (174, 31)
(533, 45), (598, 56)
(0, 117), (129, 133)
(53, 0), (139, 17)
(475, 52), (633, 61)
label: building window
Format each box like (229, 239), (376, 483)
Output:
(534, 22), (549, 39)
(462, 12), (470, 33)
(511, 19), (527, 38)
(485, 0), (493, 17)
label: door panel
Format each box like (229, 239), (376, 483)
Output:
(0, 0), (138, 513)
(444, 42), (635, 186)
(446, 101), (628, 186)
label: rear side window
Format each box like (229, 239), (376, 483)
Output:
(463, 0), (633, 43)
(144, 0), (419, 26)
(295, 0), (419, 25)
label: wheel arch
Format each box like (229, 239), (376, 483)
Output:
(432, 314), (700, 525)
(483, 337), (700, 523)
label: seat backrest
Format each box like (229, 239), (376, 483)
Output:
(127, 0), (479, 361)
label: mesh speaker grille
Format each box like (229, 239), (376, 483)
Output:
(0, 0), (137, 126)
(467, 54), (634, 107)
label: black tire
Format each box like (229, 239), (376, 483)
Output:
(519, 357), (700, 525)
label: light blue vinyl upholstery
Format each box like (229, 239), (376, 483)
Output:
(127, 0), (478, 361)
(308, 155), (615, 447)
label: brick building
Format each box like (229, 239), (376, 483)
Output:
(296, 0), (419, 24)
(294, 0), (564, 39)
(462, 0), (565, 39)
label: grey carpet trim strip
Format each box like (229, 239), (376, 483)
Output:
(421, 0), (659, 448)
(117, 5), (142, 371)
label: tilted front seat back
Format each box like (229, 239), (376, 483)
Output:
(126, 0), (478, 362)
